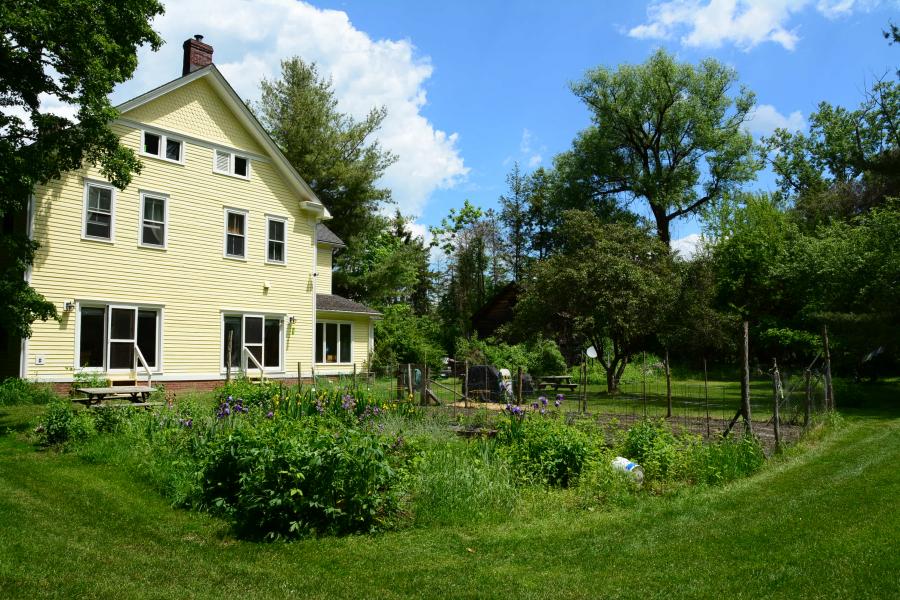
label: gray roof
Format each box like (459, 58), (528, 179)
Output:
(316, 294), (381, 315)
(316, 223), (345, 247)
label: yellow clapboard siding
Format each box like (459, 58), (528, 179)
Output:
(316, 245), (333, 295)
(25, 76), (331, 381)
(120, 78), (267, 156)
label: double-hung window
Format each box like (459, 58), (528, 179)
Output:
(315, 322), (352, 364)
(266, 216), (286, 264)
(224, 209), (247, 259)
(140, 192), (167, 248)
(76, 304), (161, 371)
(142, 131), (183, 163)
(214, 149), (250, 179)
(222, 314), (282, 371)
(83, 181), (114, 241)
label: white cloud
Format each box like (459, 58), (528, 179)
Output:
(509, 128), (545, 169)
(745, 103), (806, 136)
(112, 0), (467, 216)
(672, 233), (703, 259)
(628, 0), (878, 50)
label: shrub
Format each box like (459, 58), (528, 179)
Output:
(526, 337), (567, 378)
(37, 399), (95, 446)
(620, 418), (682, 481)
(215, 377), (283, 407)
(0, 378), (59, 406)
(496, 412), (595, 487)
(194, 417), (415, 539)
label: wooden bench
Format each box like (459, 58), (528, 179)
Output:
(90, 402), (163, 410)
(74, 386), (156, 405)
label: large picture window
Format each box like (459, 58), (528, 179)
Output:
(222, 314), (282, 371)
(76, 304), (160, 371)
(315, 322), (352, 364)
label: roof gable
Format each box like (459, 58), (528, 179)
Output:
(115, 66), (330, 219)
(121, 76), (267, 155)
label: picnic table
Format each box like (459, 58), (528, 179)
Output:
(74, 386), (156, 406)
(535, 375), (579, 392)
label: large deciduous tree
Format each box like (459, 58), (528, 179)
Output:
(0, 0), (163, 342)
(566, 49), (759, 246)
(515, 211), (678, 392)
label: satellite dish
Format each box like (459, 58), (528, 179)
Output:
(586, 346), (598, 359)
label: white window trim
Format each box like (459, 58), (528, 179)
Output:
(73, 301), (164, 374)
(81, 179), (116, 243)
(213, 149), (251, 180)
(138, 190), (169, 250)
(265, 214), (288, 265)
(223, 207), (249, 260)
(140, 130), (185, 165)
(220, 312), (285, 373)
(315, 320), (353, 365)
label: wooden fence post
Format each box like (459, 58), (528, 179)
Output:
(463, 360), (469, 408)
(804, 369), (812, 428)
(665, 347), (672, 418)
(641, 351), (647, 418)
(517, 366), (523, 405)
(823, 324), (834, 411)
(420, 365), (428, 406)
(226, 330), (233, 382)
(741, 321), (753, 435)
(297, 361), (301, 388)
(772, 358), (781, 450)
(703, 357), (710, 438)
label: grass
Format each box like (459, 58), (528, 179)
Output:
(0, 392), (899, 598)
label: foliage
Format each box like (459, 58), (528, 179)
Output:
(455, 336), (566, 378)
(620, 418), (764, 485)
(0, 0), (164, 339)
(372, 304), (444, 373)
(496, 411), (596, 487)
(256, 57), (395, 244)
(498, 162), (531, 281)
(0, 377), (58, 406)
(194, 417), (414, 539)
(35, 399), (95, 446)
(566, 48), (759, 245)
(516, 212), (678, 391)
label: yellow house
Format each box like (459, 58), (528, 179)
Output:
(18, 36), (379, 390)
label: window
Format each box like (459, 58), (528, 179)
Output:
(266, 217), (286, 263)
(83, 182), (114, 241)
(315, 322), (352, 364)
(224, 209), (247, 259)
(141, 131), (183, 163)
(140, 193), (167, 248)
(222, 314), (282, 370)
(76, 304), (160, 371)
(214, 149), (251, 179)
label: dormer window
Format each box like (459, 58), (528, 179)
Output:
(214, 149), (251, 179)
(141, 131), (183, 163)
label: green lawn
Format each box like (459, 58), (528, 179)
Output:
(0, 400), (898, 598)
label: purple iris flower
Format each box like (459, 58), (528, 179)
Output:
(539, 396), (548, 406)
(266, 411), (274, 419)
(556, 393), (565, 402)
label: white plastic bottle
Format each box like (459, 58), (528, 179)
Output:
(611, 456), (644, 485)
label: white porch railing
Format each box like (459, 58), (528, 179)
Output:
(242, 346), (266, 383)
(134, 344), (153, 388)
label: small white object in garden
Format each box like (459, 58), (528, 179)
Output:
(611, 456), (644, 485)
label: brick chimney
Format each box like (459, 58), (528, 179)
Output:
(182, 35), (213, 76)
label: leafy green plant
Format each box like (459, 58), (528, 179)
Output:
(194, 417), (415, 539)
(0, 377), (59, 406)
(36, 399), (95, 446)
(496, 411), (596, 487)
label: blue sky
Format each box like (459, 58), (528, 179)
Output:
(108, 1), (899, 251)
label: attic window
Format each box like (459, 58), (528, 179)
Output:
(214, 149), (251, 180)
(141, 131), (183, 164)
